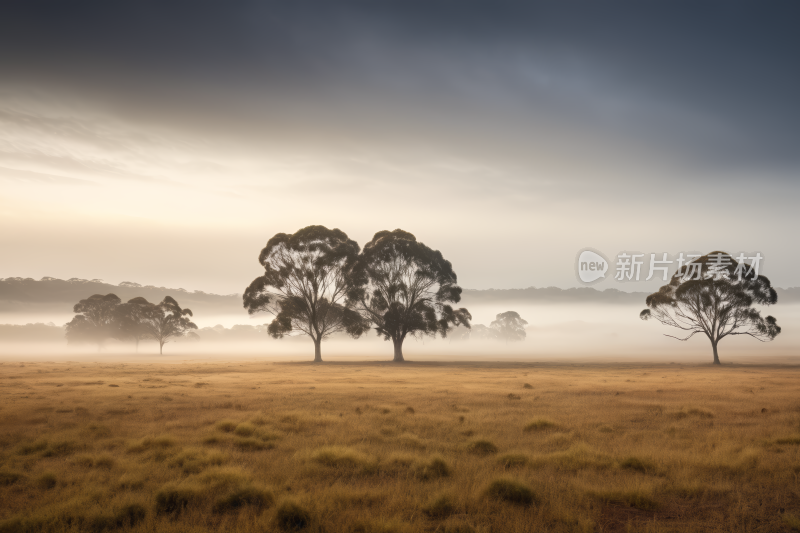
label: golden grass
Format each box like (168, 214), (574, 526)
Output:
(0, 359), (799, 532)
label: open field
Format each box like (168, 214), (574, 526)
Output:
(1, 359), (800, 533)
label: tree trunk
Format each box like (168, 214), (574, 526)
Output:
(135, 338), (139, 353)
(712, 340), (720, 365)
(159, 341), (164, 355)
(313, 337), (322, 363)
(393, 337), (404, 362)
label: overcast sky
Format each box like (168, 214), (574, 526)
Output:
(1, 1), (798, 294)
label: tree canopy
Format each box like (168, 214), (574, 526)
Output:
(350, 229), (471, 361)
(64, 293), (122, 348)
(490, 311), (528, 342)
(140, 296), (198, 354)
(243, 225), (368, 362)
(640, 251), (780, 364)
(114, 296), (154, 351)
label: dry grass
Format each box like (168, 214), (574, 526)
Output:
(0, 359), (799, 532)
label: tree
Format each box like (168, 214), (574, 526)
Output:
(490, 311), (528, 342)
(350, 229), (471, 362)
(141, 296), (198, 354)
(115, 297), (154, 352)
(640, 251), (780, 364)
(243, 225), (368, 362)
(65, 293), (121, 349)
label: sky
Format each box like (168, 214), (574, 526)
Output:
(1, 1), (798, 295)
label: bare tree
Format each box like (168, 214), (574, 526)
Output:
(640, 251), (780, 364)
(65, 293), (121, 349)
(141, 296), (198, 354)
(243, 225), (367, 362)
(350, 229), (471, 362)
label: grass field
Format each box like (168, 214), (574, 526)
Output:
(1, 359), (800, 532)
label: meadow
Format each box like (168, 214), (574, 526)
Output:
(1, 359), (799, 532)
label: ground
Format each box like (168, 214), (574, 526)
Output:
(1, 359), (799, 533)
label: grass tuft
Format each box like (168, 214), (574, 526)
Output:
(212, 485), (274, 513)
(589, 489), (658, 511)
(413, 455), (451, 480)
(783, 513), (800, 531)
(235, 437), (275, 451)
(524, 419), (558, 432)
(443, 521), (476, 533)
(155, 483), (202, 514)
(484, 478), (537, 505)
(423, 494), (456, 518)
(310, 446), (374, 469)
(127, 435), (176, 453)
(275, 500), (311, 531)
(497, 453), (529, 469)
(619, 456), (655, 474)
(36, 472), (57, 489)
(0, 470), (23, 486)
(467, 439), (498, 455)
(523, 383), (533, 389)
(216, 419), (238, 433)
(234, 422), (256, 436)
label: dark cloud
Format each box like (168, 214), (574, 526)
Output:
(1, 1), (797, 172)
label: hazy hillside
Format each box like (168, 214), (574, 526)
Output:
(2, 277), (798, 318)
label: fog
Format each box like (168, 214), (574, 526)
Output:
(3, 300), (797, 364)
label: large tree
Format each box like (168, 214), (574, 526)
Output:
(350, 229), (471, 362)
(243, 225), (368, 362)
(640, 251), (780, 364)
(65, 293), (122, 349)
(490, 311), (528, 342)
(141, 296), (198, 354)
(115, 296), (154, 352)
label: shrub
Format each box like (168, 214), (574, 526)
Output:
(467, 440), (498, 456)
(524, 419), (557, 432)
(405, 407), (415, 414)
(776, 436), (800, 445)
(275, 500), (311, 531)
(213, 485), (274, 513)
(155, 483), (202, 514)
(687, 408), (714, 419)
(507, 393), (521, 400)
(498, 453), (529, 469)
(36, 472), (57, 489)
(234, 422), (256, 437)
(216, 419), (238, 433)
(484, 478), (536, 506)
(522, 383), (533, 389)
(423, 494), (455, 518)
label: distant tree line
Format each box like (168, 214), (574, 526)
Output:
(65, 294), (197, 354)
